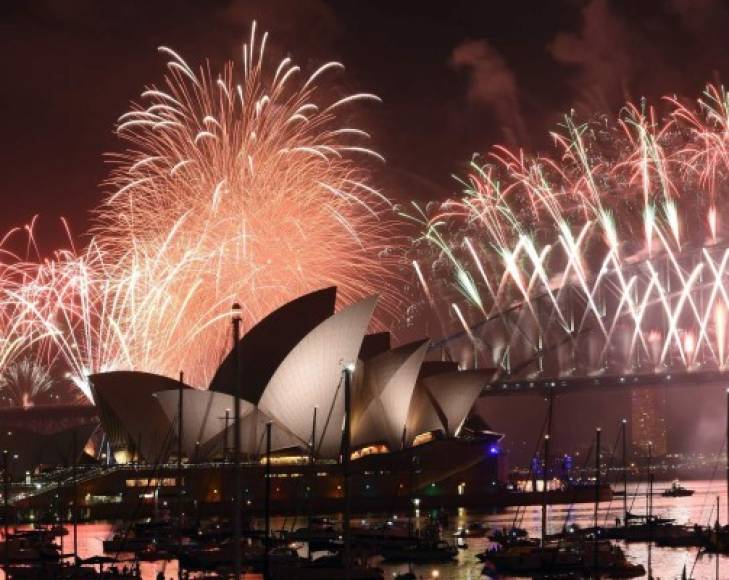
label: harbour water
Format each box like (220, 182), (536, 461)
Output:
(379, 478), (729, 578)
(6, 479), (729, 579)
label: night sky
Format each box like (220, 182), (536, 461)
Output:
(4, 0), (729, 461)
(4, 0), (729, 247)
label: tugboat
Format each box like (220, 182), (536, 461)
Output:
(662, 480), (695, 497)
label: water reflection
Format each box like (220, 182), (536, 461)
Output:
(7, 479), (729, 579)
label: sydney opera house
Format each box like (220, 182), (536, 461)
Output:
(13, 288), (505, 515)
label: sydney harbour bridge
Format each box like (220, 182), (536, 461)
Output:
(433, 242), (729, 397)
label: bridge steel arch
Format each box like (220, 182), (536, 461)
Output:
(431, 244), (729, 397)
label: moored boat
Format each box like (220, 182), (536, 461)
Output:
(270, 555), (384, 580)
(380, 539), (457, 563)
(453, 522), (489, 538)
(481, 539), (645, 578)
(662, 480), (695, 497)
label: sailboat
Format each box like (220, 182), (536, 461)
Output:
(704, 389), (729, 553)
(481, 427), (644, 579)
(267, 366), (385, 579)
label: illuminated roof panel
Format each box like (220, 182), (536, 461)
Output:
(209, 287), (336, 402)
(259, 296), (377, 458)
(154, 389), (254, 460)
(352, 339), (429, 450)
(89, 370), (190, 462)
(422, 369), (493, 436)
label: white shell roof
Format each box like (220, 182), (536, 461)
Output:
(424, 370), (489, 436)
(89, 293), (497, 462)
(351, 339), (429, 450)
(208, 287), (337, 402)
(405, 381), (443, 444)
(258, 296), (377, 458)
(232, 407), (305, 456)
(89, 370), (189, 462)
(154, 389), (254, 460)
(155, 390), (305, 459)
(406, 369), (492, 444)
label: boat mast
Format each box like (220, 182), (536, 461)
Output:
(541, 388), (554, 545)
(310, 406), (317, 465)
(72, 429), (78, 564)
(264, 421), (272, 580)
(224, 409), (230, 461)
(342, 364), (353, 579)
(647, 441), (653, 579)
(725, 387), (729, 526)
(3, 450), (8, 570)
(594, 427), (601, 530)
(57, 472), (64, 556)
(648, 442), (653, 522)
(622, 418), (628, 526)
(231, 302), (243, 579)
(593, 427), (601, 574)
(177, 370), (184, 580)
(308, 406), (317, 537)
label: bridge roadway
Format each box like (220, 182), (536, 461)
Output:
(480, 368), (729, 397)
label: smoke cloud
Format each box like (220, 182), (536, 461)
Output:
(450, 39), (526, 144)
(548, 0), (729, 115)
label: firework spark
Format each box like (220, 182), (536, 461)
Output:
(411, 84), (729, 378)
(48, 23), (398, 392)
(0, 357), (55, 408)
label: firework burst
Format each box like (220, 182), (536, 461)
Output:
(0, 357), (55, 408)
(410, 84), (729, 376)
(59, 23), (400, 389)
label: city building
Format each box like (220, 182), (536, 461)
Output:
(631, 388), (667, 457)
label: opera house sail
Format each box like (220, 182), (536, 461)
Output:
(10, 287), (504, 514)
